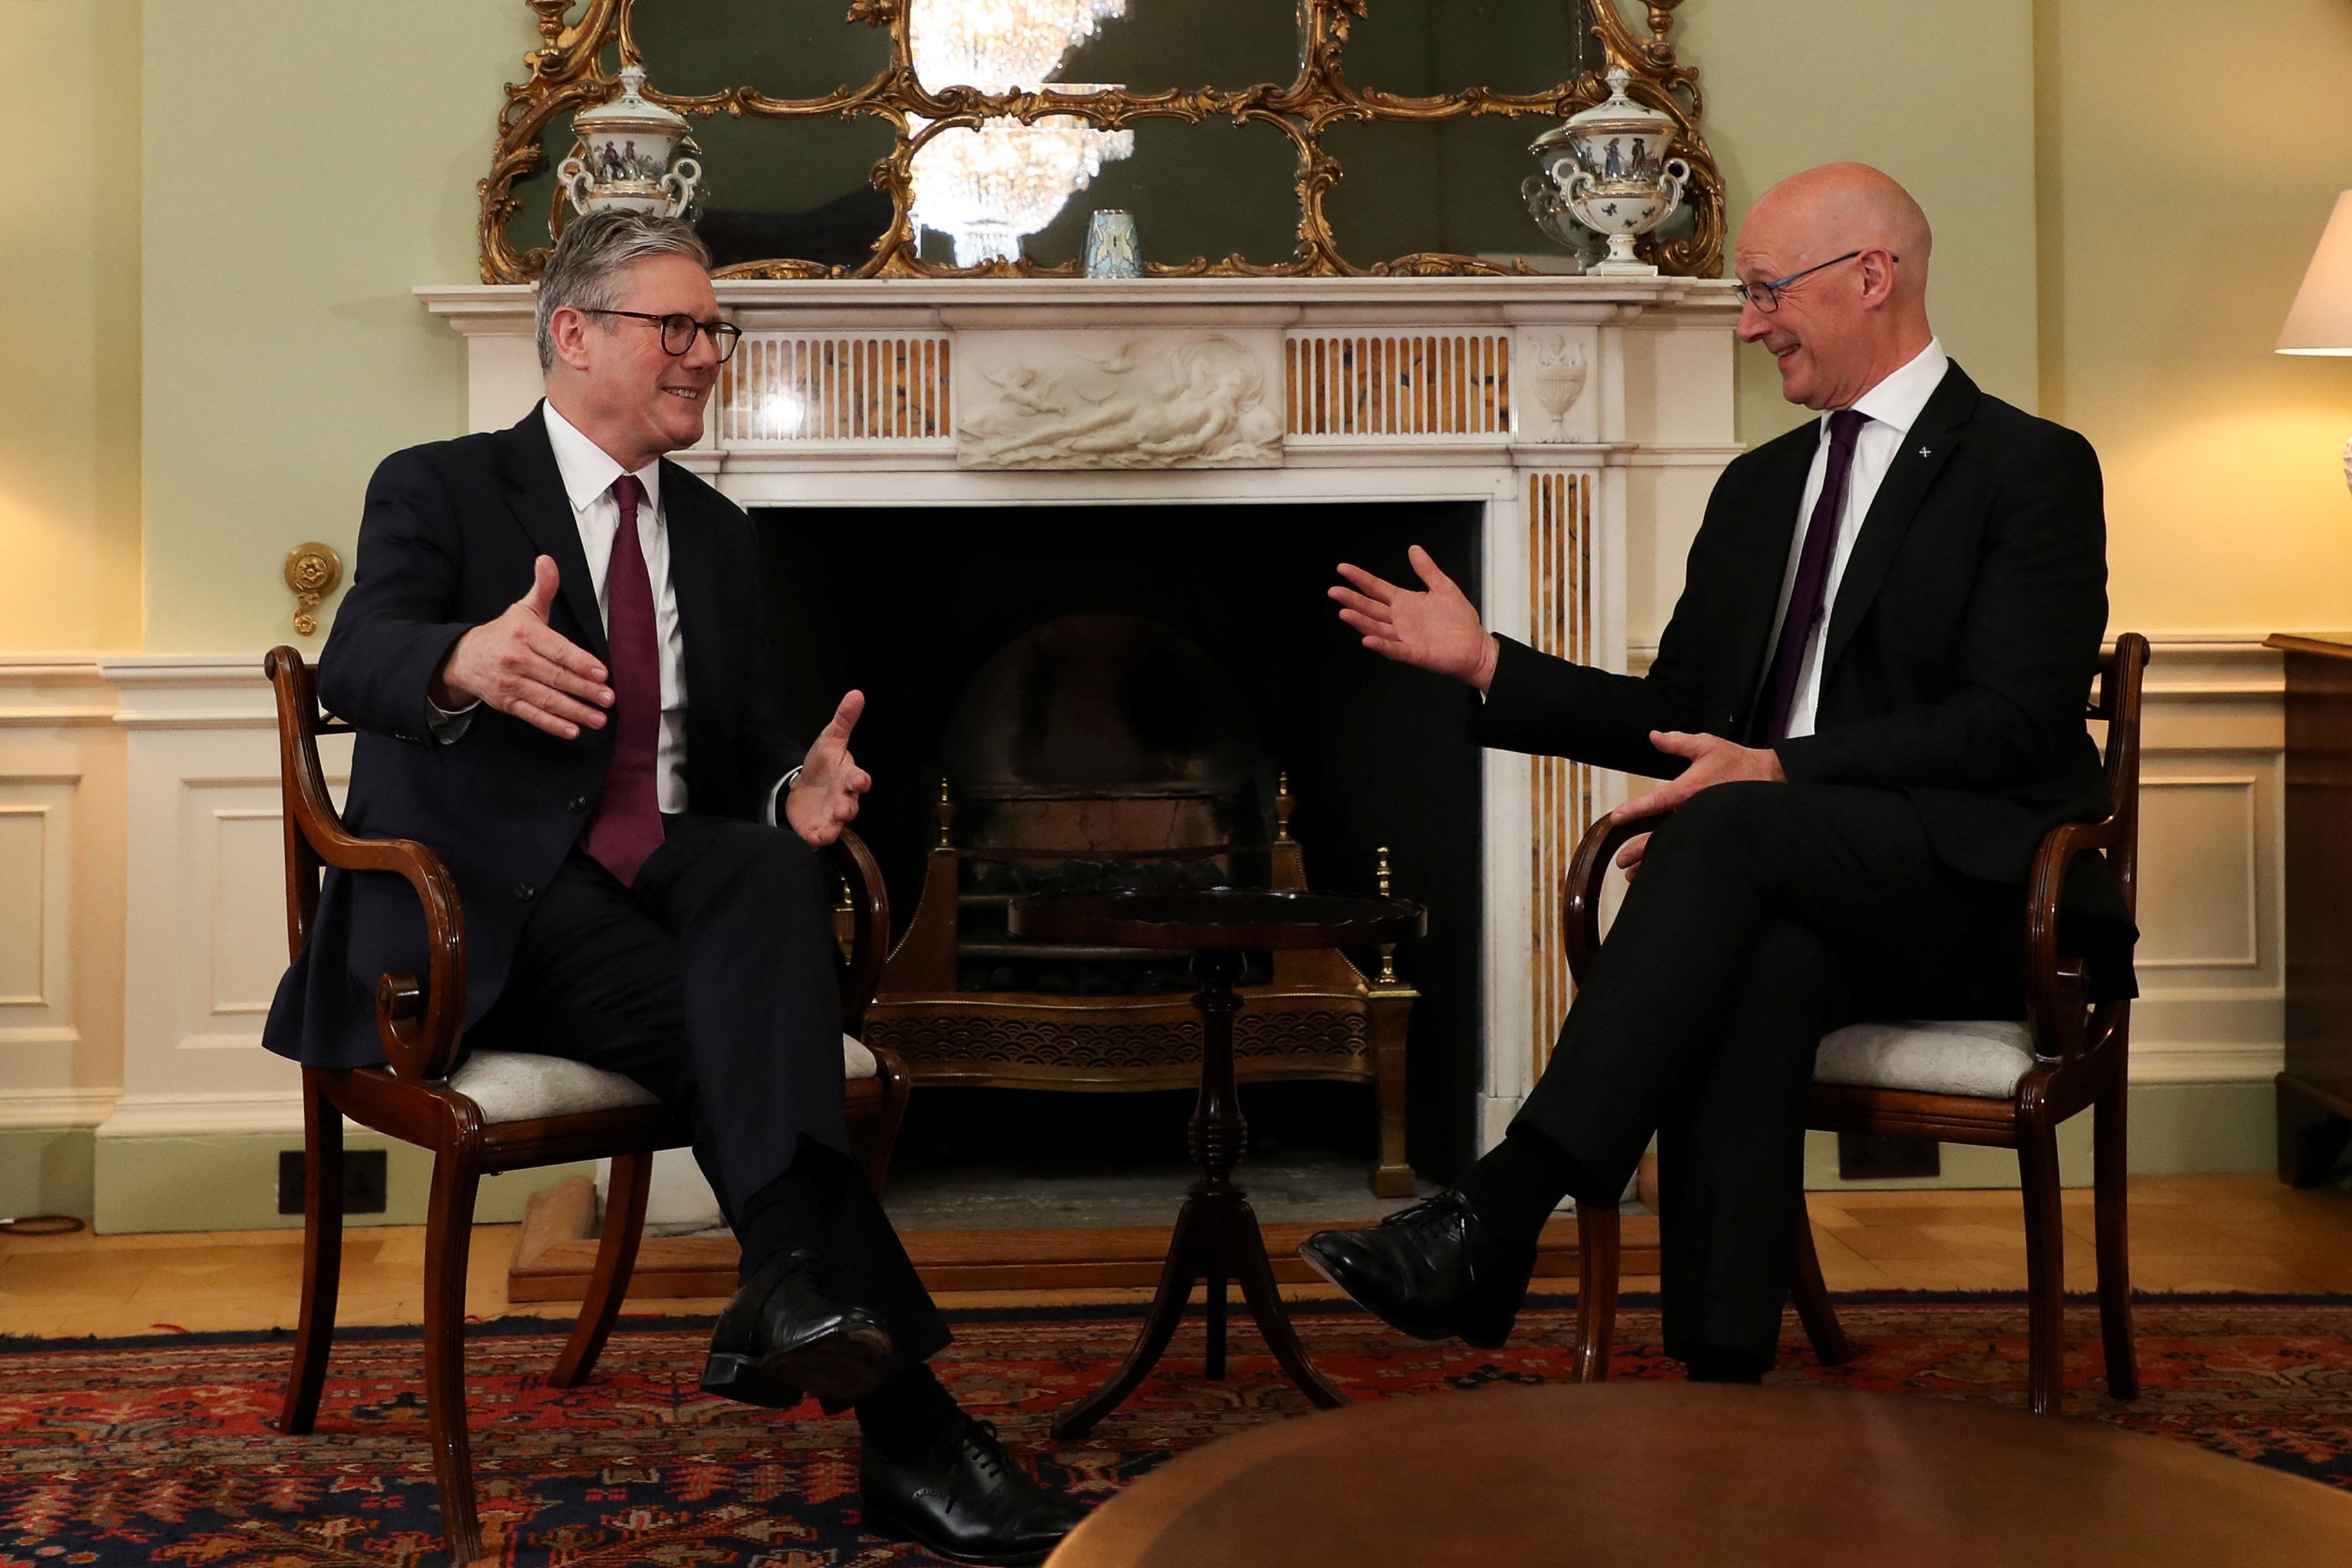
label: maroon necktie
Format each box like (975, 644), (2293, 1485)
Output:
(1755, 408), (1868, 743)
(581, 474), (665, 885)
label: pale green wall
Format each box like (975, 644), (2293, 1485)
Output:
(139, 0), (538, 652)
(0, 0), (143, 651)
(1680, 0), (2043, 444)
(2038, 0), (2352, 636)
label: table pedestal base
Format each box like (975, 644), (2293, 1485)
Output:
(1053, 1182), (1351, 1440)
(1053, 948), (1351, 1439)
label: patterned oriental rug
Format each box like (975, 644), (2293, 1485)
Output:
(4, 1294), (2352, 1567)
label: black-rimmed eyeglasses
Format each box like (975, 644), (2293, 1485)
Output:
(1731, 250), (1899, 314)
(581, 307), (743, 363)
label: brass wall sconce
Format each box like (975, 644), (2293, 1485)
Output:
(283, 543), (343, 637)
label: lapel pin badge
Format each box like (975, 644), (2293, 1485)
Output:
(1918, 446), (1933, 458)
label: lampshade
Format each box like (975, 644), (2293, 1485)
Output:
(2278, 192), (2352, 354)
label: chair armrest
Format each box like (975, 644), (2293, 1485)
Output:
(825, 828), (890, 1036)
(1564, 812), (1657, 986)
(2022, 814), (2120, 1061)
(265, 647), (468, 1083)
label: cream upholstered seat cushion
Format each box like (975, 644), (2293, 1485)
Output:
(1813, 1019), (2039, 1100)
(450, 1033), (879, 1125)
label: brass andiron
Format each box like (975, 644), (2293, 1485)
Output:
(283, 543), (342, 637)
(1375, 846), (1400, 985)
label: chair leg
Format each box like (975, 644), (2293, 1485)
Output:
(1790, 1207), (1855, 1366)
(551, 1149), (653, 1389)
(1573, 1201), (1620, 1383)
(279, 1069), (344, 1435)
(2094, 1069), (2140, 1400)
(423, 1153), (486, 1564)
(2018, 1116), (2068, 1416)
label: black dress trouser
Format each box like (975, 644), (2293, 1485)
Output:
(1513, 781), (2027, 1366)
(475, 811), (950, 1365)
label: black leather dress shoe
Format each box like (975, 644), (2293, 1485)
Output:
(861, 1414), (1088, 1566)
(1298, 1190), (1535, 1349)
(700, 1249), (894, 1409)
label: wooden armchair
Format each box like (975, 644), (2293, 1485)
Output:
(262, 647), (913, 1564)
(1560, 634), (2149, 1415)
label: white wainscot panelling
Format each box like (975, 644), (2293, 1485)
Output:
(101, 657), (350, 1138)
(2135, 776), (2260, 969)
(2125, 639), (2284, 1085)
(0, 776), (77, 1045)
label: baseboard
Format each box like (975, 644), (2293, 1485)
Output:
(0, 1127), (97, 1220)
(88, 1132), (595, 1234)
(1802, 1080), (2276, 1192)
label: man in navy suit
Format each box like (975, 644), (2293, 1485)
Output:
(1304, 164), (2133, 1380)
(263, 210), (1082, 1565)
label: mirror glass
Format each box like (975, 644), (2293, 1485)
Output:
(1342, 0), (1599, 98)
(487, 0), (1720, 278)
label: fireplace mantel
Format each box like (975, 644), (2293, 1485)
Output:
(419, 274), (1742, 1154)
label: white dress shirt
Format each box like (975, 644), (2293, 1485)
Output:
(432, 403), (816, 825)
(1762, 337), (1951, 740)
(538, 402), (690, 812)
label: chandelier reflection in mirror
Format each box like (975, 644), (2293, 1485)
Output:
(481, 0), (1726, 281)
(906, 0), (1133, 266)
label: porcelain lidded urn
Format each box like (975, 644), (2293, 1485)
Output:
(1524, 66), (1691, 275)
(558, 63), (703, 218)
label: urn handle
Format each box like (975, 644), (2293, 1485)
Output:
(661, 158), (703, 219)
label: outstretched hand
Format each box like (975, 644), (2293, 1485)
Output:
(1330, 545), (1501, 693)
(432, 554), (612, 740)
(1607, 730), (1786, 880)
(785, 690), (873, 848)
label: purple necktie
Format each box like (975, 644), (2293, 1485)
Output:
(1755, 408), (1868, 743)
(581, 474), (665, 885)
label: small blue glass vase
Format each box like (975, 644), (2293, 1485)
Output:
(1083, 210), (1142, 279)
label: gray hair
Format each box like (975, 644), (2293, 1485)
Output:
(534, 210), (713, 370)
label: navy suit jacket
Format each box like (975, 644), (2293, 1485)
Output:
(1475, 362), (2135, 986)
(262, 404), (804, 1069)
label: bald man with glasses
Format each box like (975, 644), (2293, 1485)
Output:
(1304, 163), (2135, 1382)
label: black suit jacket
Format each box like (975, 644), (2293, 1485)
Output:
(262, 404), (805, 1069)
(1477, 361), (2134, 979)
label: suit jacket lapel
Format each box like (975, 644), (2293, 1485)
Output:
(661, 461), (725, 749)
(497, 403), (608, 662)
(1817, 362), (1978, 683)
(1724, 430), (1819, 738)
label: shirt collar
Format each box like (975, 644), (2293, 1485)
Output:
(1831, 336), (1949, 438)
(540, 400), (663, 519)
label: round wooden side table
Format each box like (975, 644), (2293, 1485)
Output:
(1045, 1383), (2352, 1567)
(1006, 887), (1426, 1440)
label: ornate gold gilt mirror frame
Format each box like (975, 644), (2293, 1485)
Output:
(484, 0), (1723, 282)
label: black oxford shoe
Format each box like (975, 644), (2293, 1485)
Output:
(1299, 1190), (1535, 1349)
(700, 1249), (894, 1409)
(861, 1415), (1089, 1566)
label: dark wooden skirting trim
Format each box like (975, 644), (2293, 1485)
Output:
(507, 1177), (1653, 1301)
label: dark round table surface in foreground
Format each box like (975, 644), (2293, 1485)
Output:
(1044, 1383), (2352, 1568)
(1005, 887), (1426, 950)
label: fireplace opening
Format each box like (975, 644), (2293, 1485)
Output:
(757, 501), (1485, 1201)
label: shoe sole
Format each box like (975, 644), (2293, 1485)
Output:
(1297, 1238), (1517, 1351)
(859, 1500), (1057, 1567)
(700, 1322), (894, 1409)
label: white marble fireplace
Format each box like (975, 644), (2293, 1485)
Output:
(419, 274), (1742, 1154)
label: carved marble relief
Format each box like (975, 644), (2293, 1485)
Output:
(955, 331), (1286, 470)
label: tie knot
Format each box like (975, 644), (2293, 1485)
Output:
(612, 474), (646, 517)
(1826, 408), (1868, 450)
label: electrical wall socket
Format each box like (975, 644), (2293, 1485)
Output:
(277, 1148), (389, 1216)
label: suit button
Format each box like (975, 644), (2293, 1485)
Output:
(565, 795), (589, 814)
(513, 882), (537, 902)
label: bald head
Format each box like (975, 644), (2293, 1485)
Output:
(1733, 163), (1937, 411)
(1749, 163), (1933, 300)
